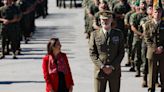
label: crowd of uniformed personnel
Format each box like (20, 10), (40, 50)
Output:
(0, 0), (48, 59)
(83, 0), (164, 92)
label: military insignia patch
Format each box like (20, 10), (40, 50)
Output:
(112, 36), (119, 44)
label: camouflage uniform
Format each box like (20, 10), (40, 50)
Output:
(130, 12), (147, 76)
(0, 3), (20, 59)
(86, 1), (99, 39)
(83, 0), (92, 38)
(16, 0), (31, 44)
(124, 10), (135, 67)
(113, 0), (131, 45)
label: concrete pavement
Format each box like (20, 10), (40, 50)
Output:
(0, 0), (161, 92)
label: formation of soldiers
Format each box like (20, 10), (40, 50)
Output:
(83, 0), (164, 92)
(0, 0), (48, 59)
(56, 0), (80, 8)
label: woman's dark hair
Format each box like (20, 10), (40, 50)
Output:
(47, 38), (59, 54)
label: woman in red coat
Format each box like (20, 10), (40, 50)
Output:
(42, 38), (74, 92)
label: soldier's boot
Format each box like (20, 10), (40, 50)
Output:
(0, 47), (5, 59)
(12, 52), (17, 59)
(135, 68), (141, 77)
(129, 61), (135, 72)
(142, 74), (148, 87)
(135, 71), (141, 77)
(125, 57), (131, 67)
(148, 88), (155, 92)
(25, 37), (30, 44)
(155, 81), (161, 87)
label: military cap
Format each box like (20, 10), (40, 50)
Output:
(99, 10), (113, 19)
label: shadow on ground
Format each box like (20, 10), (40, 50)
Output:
(0, 81), (45, 85)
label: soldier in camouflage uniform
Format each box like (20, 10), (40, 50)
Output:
(12, 0), (22, 55)
(129, 0), (147, 77)
(124, 0), (136, 67)
(0, 0), (20, 59)
(128, 0), (140, 71)
(16, 0), (32, 44)
(86, 0), (99, 39)
(113, 0), (131, 48)
(82, 0), (92, 39)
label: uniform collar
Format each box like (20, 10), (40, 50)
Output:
(102, 28), (111, 35)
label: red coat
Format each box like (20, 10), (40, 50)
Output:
(42, 52), (74, 92)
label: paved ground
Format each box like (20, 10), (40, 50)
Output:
(0, 0), (161, 92)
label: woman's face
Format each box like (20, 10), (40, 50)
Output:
(53, 40), (61, 53)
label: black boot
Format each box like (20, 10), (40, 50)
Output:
(142, 74), (148, 87)
(129, 61), (135, 72)
(148, 88), (155, 92)
(12, 52), (17, 59)
(0, 54), (5, 59)
(135, 68), (141, 77)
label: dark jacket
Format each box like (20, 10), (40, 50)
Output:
(89, 28), (125, 78)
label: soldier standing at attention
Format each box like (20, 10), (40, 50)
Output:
(0, 0), (20, 59)
(140, 4), (153, 87)
(86, 0), (99, 39)
(129, 0), (147, 77)
(113, 0), (131, 45)
(124, 1), (136, 67)
(144, 2), (164, 92)
(89, 10), (124, 92)
(82, 0), (92, 39)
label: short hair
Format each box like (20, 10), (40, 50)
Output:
(47, 38), (59, 54)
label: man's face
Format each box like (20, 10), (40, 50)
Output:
(100, 17), (112, 29)
(140, 2), (146, 10)
(147, 6), (153, 15)
(145, 0), (151, 5)
(153, 9), (162, 20)
(99, 1), (106, 10)
(135, 6), (140, 11)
